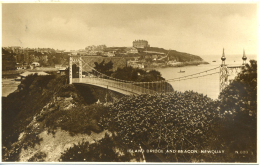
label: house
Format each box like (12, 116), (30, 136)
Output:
(87, 51), (100, 56)
(32, 62), (40, 67)
(127, 61), (145, 68)
(133, 63), (144, 68)
(152, 55), (158, 60)
(104, 52), (115, 57)
(78, 51), (87, 56)
(143, 51), (165, 55)
(16, 64), (27, 70)
(20, 71), (49, 79)
(125, 47), (138, 54)
(58, 68), (67, 76)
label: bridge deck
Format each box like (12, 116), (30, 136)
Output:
(72, 77), (158, 95)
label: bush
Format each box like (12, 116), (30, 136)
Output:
(100, 91), (220, 162)
(43, 104), (108, 136)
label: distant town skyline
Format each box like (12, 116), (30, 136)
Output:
(2, 3), (258, 56)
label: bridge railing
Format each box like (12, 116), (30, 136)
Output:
(72, 77), (160, 95)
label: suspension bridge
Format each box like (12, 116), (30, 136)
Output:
(69, 49), (247, 96)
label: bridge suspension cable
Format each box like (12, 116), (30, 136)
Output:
(82, 60), (220, 83)
(170, 71), (220, 82)
(73, 58), (222, 95)
(167, 66), (220, 82)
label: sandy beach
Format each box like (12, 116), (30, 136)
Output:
(2, 79), (20, 97)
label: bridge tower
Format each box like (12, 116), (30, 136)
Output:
(242, 49), (247, 65)
(69, 55), (72, 84)
(219, 49), (247, 92)
(219, 48), (228, 92)
(79, 55), (82, 82)
(69, 55), (82, 84)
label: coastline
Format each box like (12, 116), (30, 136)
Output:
(2, 79), (20, 97)
(144, 61), (209, 70)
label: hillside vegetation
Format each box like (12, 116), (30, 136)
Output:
(105, 46), (204, 62)
(140, 47), (203, 62)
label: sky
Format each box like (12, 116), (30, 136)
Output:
(2, 3), (258, 56)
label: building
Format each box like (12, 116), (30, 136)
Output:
(16, 64), (27, 70)
(125, 47), (138, 54)
(78, 50), (87, 56)
(133, 40), (150, 48)
(104, 52), (115, 57)
(127, 61), (145, 68)
(32, 62), (40, 67)
(70, 51), (78, 55)
(152, 55), (158, 60)
(20, 71), (49, 79)
(58, 68), (67, 76)
(143, 50), (165, 55)
(87, 51), (99, 56)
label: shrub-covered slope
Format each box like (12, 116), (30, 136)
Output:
(2, 74), (113, 161)
(100, 91), (222, 162)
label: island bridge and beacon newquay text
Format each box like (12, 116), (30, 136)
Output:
(69, 49), (247, 96)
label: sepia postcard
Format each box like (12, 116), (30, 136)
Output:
(1, 1), (258, 163)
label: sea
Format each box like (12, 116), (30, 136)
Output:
(157, 54), (257, 100)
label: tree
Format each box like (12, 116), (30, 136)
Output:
(111, 66), (139, 81)
(94, 60), (113, 76)
(218, 60), (257, 162)
(147, 70), (164, 81)
(111, 67), (164, 82)
(219, 60), (257, 121)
